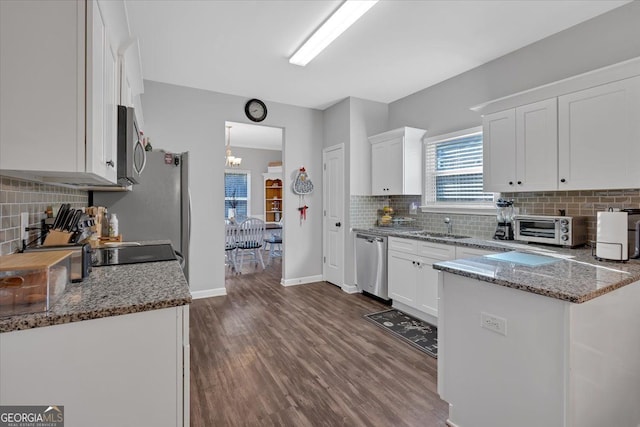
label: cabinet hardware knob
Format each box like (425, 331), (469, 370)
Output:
(106, 160), (115, 167)
(517, 181), (522, 185)
(509, 181), (513, 185)
(335, 222), (341, 227)
(560, 178), (566, 183)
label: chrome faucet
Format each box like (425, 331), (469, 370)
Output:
(444, 217), (452, 235)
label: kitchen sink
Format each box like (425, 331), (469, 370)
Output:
(406, 231), (470, 239)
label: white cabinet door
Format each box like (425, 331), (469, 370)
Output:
(371, 140), (391, 195)
(388, 250), (419, 308)
(371, 138), (403, 195)
(416, 255), (441, 317)
(516, 98), (558, 191)
(86, 0), (117, 183)
(386, 137), (404, 194)
(482, 109), (516, 192)
(0, 0), (84, 173)
(558, 75), (640, 190)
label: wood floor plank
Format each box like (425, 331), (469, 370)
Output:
(191, 260), (449, 426)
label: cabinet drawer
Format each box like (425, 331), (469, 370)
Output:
(388, 237), (418, 254)
(417, 242), (456, 259)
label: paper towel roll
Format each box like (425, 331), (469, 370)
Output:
(596, 211), (628, 260)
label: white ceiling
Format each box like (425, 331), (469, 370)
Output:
(126, 0), (629, 112)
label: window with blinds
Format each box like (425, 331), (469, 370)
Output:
(225, 171), (251, 219)
(424, 129), (494, 205)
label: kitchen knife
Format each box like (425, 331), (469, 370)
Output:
(55, 205), (71, 231)
(68, 210), (83, 232)
(62, 209), (77, 231)
(52, 204), (68, 230)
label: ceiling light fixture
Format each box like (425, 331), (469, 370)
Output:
(289, 0), (378, 67)
(225, 125), (242, 167)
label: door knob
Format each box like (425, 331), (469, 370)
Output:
(335, 222), (341, 227)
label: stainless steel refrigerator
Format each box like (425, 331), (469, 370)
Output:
(93, 151), (190, 281)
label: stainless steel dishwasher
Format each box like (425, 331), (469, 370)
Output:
(355, 232), (389, 300)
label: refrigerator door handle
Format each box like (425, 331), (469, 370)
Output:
(188, 188), (192, 245)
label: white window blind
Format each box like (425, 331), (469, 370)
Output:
(224, 171), (251, 219)
(424, 129), (494, 205)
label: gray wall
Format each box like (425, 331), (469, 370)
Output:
(323, 97), (389, 288)
(389, 1), (640, 136)
(228, 146), (282, 219)
(142, 80), (323, 294)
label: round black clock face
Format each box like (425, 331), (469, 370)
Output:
(245, 99), (267, 122)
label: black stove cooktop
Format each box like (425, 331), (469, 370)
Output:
(92, 243), (177, 267)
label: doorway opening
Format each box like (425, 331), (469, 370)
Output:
(224, 121), (284, 282)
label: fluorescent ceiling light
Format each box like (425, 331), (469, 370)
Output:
(289, 0), (378, 67)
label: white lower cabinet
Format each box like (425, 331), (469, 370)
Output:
(0, 306), (190, 427)
(388, 237), (456, 320)
(388, 249), (420, 307)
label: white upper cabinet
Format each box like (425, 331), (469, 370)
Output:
(369, 127), (425, 196)
(558, 75), (640, 190)
(483, 98), (557, 192)
(482, 109), (516, 192)
(476, 57), (640, 193)
(0, 0), (124, 186)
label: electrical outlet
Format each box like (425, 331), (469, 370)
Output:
(481, 312), (507, 336)
(20, 212), (29, 240)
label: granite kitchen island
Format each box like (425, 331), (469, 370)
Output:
(0, 259), (192, 427)
(434, 250), (640, 427)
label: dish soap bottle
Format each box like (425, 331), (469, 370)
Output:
(108, 213), (119, 238)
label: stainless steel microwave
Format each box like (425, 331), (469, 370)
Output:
(117, 105), (146, 185)
(514, 215), (587, 248)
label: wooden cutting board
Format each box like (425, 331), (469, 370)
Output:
(0, 251), (74, 271)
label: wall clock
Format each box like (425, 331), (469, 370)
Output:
(245, 99), (267, 122)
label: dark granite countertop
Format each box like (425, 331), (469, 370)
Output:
(1, 253), (191, 333)
(353, 227), (640, 303)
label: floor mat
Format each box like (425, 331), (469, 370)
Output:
(364, 309), (437, 358)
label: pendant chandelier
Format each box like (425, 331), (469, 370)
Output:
(225, 125), (242, 167)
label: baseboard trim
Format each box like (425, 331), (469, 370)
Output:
(280, 275), (324, 287)
(190, 288), (227, 299)
(446, 420), (460, 427)
(392, 301), (437, 325)
(341, 284), (359, 294)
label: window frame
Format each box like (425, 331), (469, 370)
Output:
(224, 169), (251, 219)
(422, 126), (496, 215)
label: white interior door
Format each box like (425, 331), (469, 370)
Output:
(323, 144), (345, 287)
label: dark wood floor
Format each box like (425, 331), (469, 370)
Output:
(190, 259), (449, 426)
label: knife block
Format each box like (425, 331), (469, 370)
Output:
(43, 230), (73, 246)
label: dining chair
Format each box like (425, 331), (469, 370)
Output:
(236, 217), (266, 271)
(264, 217), (283, 265)
(225, 222), (238, 272)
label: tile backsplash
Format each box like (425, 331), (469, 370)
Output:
(0, 176), (88, 255)
(350, 195), (496, 239)
(504, 189), (640, 242)
(351, 188), (640, 243)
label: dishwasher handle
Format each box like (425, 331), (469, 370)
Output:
(356, 234), (385, 243)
